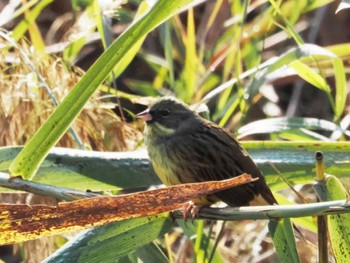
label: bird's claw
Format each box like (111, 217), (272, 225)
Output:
(182, 201), (201, 222)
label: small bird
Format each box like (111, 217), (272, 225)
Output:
(137, 97), (277, 214)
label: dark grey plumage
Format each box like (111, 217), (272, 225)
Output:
(140, 97), (277, 207)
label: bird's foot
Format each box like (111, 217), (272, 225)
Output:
(182, 201), (202, 221)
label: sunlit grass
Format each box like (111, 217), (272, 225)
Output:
(0, 37), (139, 151)
(0, 0), (349, 262)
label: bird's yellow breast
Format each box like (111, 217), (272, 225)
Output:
(150, 154), (219, 206)
(151, 161), (182, 186)
(145, 125), (218, 206)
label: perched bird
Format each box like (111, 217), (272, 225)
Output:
(137, 97), (277, 212)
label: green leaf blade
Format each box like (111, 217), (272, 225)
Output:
(268, 219), (300, 263)
(314, 175), (350, 262)
(43, 214), (173, 263)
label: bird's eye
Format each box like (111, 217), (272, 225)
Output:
(159, 109), (170, 117)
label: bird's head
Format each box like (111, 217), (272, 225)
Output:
(137, 97), (200, 137)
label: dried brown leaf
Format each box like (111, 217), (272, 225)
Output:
(0, 173), (255, 245)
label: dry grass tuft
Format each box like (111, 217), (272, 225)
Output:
(0, 36), (142, 262)
(0, 37), (141, 151)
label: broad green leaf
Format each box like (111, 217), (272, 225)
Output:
(9, 0), (195, 180)
(2, 141), (350, 193)
(43, 214), (173, 263)
(314, 175), (350, 263)
(1, 147), (159, 192)
(268, 219), (300, 263)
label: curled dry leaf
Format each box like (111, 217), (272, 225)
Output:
(0, 173), (255, 245)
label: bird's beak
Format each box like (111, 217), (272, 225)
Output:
(136, 109), (152, 122)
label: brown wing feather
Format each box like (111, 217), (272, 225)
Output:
(166, 120), (277, 206)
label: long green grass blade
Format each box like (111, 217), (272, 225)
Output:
(333, 57), (347, 119)
(160, 21), (175, 86)
(268, 219), (300, 263)
(93, 0), (110, 50)
(269, 0), (304, 45)
(327, 43), (350, 57)
(12, 0), (53, 41)
(112, 1), (150, 78)
(194, 219), (207, 263)
(9, 0), (194, 180)
(289, 60), (330, 93)
(181, 8), (197, 102)
(178, 220), (225, 263)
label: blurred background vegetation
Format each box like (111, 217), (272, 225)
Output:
(0, 0), (349, 262)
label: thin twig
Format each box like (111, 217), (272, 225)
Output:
(0, 172), (98, 201)
(173, 200), (350, 221)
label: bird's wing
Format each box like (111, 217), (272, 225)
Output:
(168, 122), (276, 206)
